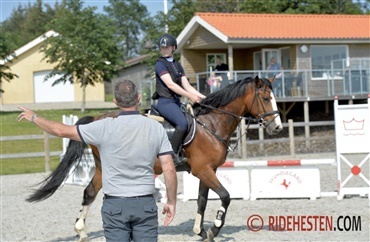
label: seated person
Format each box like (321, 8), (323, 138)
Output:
(207, 72), (223, 93)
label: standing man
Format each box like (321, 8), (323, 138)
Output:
(18, 80), (177, 242)
(215, 58), (229, 72)
(215, 58), (229, 89)
(266, 57), (284, 96)
(266, 57), (283, 77)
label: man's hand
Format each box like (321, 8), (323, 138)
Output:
(162, 202), (176, 226)
(17, 105), (37, 123)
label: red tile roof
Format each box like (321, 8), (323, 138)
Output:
(196, 13), (370, 39)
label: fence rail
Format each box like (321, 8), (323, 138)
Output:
(0, 132), (60, 172)
(0, 134), (58, 141)
(237, 119), (335, 159)
(1, 120), (336, 169)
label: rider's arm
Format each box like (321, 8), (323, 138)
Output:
(181, 76), (206, 99)
(161, 73), (191, 97)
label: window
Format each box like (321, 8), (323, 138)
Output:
(206, 53), (226, 72)
(311, 45), (348, 77)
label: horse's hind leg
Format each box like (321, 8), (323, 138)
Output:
(193, 181), (209, 240)
(74, 170), (102, 242)
(196, 170), (230, 241)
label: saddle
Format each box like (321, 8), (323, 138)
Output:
(147, 103), (196, 146)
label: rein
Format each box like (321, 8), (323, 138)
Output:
(189, 85), (279, 152)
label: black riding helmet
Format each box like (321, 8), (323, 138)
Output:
(158, 33), (177, 50)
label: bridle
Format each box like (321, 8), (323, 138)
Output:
(187, 81), (280, 151)
(252, 84), (280, 127)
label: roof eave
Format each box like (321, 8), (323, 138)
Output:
(177, 15), (228, 52)
(227, 38), (370, 44)
(0, 30), (58, 65)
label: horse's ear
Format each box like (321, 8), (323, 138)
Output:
(254, 75), (263, 88)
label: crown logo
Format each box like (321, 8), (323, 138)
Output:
(343, 118), (365, 130)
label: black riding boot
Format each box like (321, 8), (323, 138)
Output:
(170, 126), (187, 166)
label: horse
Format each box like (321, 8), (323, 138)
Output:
(26, 76), (283, 241)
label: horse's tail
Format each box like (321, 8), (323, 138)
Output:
(26, 116), (95, 202)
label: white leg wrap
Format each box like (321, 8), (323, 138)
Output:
(75, 218), (88, 241)
(214, 206), (226, 227)
(75, 218), (85, 231)
(74, 205), (91, 235)
(193, 213), (202, 234)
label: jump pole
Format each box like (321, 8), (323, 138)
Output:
(221, 159), (335, 167)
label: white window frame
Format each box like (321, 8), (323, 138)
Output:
(206, 53), (227, 72)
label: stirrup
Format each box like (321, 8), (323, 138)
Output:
(172, 153), (187, 166)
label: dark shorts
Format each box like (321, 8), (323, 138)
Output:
(101, 195), (158, 242)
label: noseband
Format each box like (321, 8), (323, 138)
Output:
(252, 86), (280, 128)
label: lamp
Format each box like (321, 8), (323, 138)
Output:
(300, 45), (308, 53)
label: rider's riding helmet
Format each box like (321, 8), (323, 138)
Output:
(158, 33), (177, 50)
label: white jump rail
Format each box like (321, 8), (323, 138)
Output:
(220, 159), (335, 167)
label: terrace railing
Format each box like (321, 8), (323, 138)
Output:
(189, 59), (369, 99)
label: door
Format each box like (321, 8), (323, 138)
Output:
(34, 71), (74, 103)
(253, 51), (262, 71)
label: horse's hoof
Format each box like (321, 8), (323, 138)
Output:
(78, 236), (88, 242)
(74, 228), (88, 242)
(206, 228), (216, 241)
(202, 238), (215, 242)
(196, 229), (208, 240)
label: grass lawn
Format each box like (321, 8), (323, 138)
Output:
(1, 108), (115, 175)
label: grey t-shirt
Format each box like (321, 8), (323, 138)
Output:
(77, 111), (172, 197)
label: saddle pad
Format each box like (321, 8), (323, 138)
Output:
(183, 111), (196, 146)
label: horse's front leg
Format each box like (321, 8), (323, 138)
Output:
(207, 184), (230, 241)
(196, 170), (230, 242)
(193, 181), (209, 240)
(74, 169), (102, 242)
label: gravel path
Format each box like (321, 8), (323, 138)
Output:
(1, 163), (369, 242)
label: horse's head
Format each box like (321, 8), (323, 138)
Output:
(248, 76), (283, 135)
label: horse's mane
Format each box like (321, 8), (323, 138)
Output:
(193, 77), (272, 116)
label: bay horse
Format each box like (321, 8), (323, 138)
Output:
(26, 76), (282, 241)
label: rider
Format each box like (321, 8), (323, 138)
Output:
(152, 33), (205, 166)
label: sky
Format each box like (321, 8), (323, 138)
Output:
(0, 0), (171, 22)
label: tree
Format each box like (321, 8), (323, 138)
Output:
(104, 0), (150, 59)
(1, 0), (62, 50)
(196, 0), (243, 13)
(138, 0), (198, 77)
(361, 0), (370, 13)
(0, 33), (18, 93)
(240, 0), (365, 14)
(42, 0), (123, 112)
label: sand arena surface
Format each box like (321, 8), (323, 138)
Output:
(1, 167), (369, 242)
